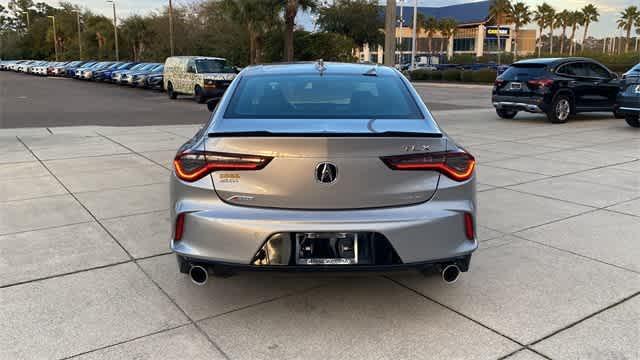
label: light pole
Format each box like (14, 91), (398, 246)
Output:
(397, 0), (404, 65)
(106, 0), (119, 61)
(47, 15), (59, 61)
(73, 10), (83, 59)
(168, 0), (174, 56)
(383, 0), (396, 66)
(410, 0), (417, 70)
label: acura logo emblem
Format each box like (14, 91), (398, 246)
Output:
(316, 162), (337, 184)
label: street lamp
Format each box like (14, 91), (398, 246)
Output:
(106, 0), (119, 61)
(73, 10), (83, 60)
(168, 0), (174, 56)
(410, 0), (417, 70)
(47, 15), (59, 61)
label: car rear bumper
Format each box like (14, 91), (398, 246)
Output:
(492, 95), (546, 113)
(170, 174), (477, 268)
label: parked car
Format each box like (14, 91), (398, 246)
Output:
(95, 62), (137, 81)
(170, 62), (477, 285)
(111, 62), (149, 83)
(66, 61), (94, 77)
(144, 73), (164, 90)
(492, 57), (621, 123)
(130, 64), (164, 87)
(121, 63), (160, 85)
(52, 60), (81, 76)
(164, 56), (237, 103)
(616, 68), (640, 128)
(72, 61), (97, 78)
(80, 61), (114, 80)
(621, 63), (640, 80)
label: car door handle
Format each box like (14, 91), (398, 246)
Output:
(569, 80), (578, 86)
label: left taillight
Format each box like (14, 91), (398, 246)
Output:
(381, 150), (476, 181)
(173, 150), (273, 182)
(174, 213), (186, 241)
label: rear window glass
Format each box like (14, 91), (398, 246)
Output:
(500, 64), (547, 80)
(224, 74), (423, 119)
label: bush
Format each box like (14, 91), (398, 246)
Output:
(461, 70), (474, 82)
(472, 69), (497, 83)
(429, 71), (442, 81)
(442, 69), (461, 81)
(409, 69), (431, 81)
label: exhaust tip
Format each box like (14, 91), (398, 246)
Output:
(189, 265), (208, 286)
(442, 264), (461, 284)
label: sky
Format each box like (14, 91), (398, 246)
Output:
(0, 0), (636, 38)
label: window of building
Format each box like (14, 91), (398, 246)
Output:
(453, 38), (475, 52)
(484, 38), (507, 52)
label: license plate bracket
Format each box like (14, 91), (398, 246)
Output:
(295, 232), (358, 265)
(509, 82), (523, 90)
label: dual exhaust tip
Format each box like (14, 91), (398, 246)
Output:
(189, 263), (461, 286)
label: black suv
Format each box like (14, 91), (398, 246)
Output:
(492, 58), (620, 123)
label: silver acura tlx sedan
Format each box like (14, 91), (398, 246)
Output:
(170, 62), (477, 285)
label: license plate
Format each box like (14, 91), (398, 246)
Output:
(509, 82), (522, 90)
(295, 232), (358, 265)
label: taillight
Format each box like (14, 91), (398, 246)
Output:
(527, 79), (554, 88)
(173, 150), (273, 182)
(174, 213), (186, 241)
(381, 150), (476, 181)
(464, 213), (474, 240)
(494, 79), (505, 87)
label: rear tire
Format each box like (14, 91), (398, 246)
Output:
(547, 95), (572, 124)
(194, 86), (206, 104)
(625, 115), (640, 128)
(496, 109), (518, 119)
(167, 82), (177, 99)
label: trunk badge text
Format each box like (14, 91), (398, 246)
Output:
(403, 145), (431, 152)
(316, 163), (338, 184)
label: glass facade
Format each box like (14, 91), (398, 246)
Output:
(453, 38), (475, 52)
(484, 38), (508, 52)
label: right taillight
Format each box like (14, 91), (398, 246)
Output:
(174, 213), (186, 241)
(464, 213), (474, 241)
(527, 79), (554, 88)
(381, 150), (476, 181)
(174, 150), (273, 182)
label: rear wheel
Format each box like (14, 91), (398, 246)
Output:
(496, 109), (518, 119)
(194, 85), (206, 104)
(167, 82), (177, 99)
(625, 115), (640, 128)
(547, 95), (572, 124)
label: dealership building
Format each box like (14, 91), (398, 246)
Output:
(356, 0), (537, 63)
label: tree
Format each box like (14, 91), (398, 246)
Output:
(438, 18), (457, 58)
(221, 0), (280, 64)
(580, 4), (599, 54)
(422, 15), (438, 54)
(120, 15), (153, 61)
(616, 6), (638, 53)
(489, 0), (510, 64)
(555, 10), (570, 55)
(508, 2), (531, 60)
(282, 0), (316, 61)
(316, 0), (383, 48)
(568, 11), (583, 55)
(533, 4), (548, 56)
(543, 4), (556, 54)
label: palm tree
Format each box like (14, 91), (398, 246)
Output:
(489, 0), (511, 64)
(438, 18), (457, 57)
(580, 4), (599, 53)
(283, 0), (317, 61)
(544, 5), (556, 55)
(533, 4), (550, 56)
(508, 2), (531, 60)
(568, 11), (583, 55)
(616, 6), (638, 53)
(555, 10), (570, 55)
(222, 0), (280, 64)
(423, 15), (438, 54)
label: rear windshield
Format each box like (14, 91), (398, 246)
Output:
(500, 64), (548, 80)
(195, 59), (235, 73)
(224, 74), (423, 119)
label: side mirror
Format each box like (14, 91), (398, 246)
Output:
(206, 97), (221, 112)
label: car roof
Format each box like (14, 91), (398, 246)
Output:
(513, 57), (596, 66)
(240, 62), (398, 77)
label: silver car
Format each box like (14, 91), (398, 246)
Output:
(170, 62), (477, 285)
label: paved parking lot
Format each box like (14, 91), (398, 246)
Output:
(0, 74), (638, 360)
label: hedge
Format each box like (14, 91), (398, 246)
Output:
(471, 69), (497, 83)
(442, 69), (461, 81)
(461, 70), (474, 82)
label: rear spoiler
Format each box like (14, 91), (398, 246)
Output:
(208, 131), (443, 138)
